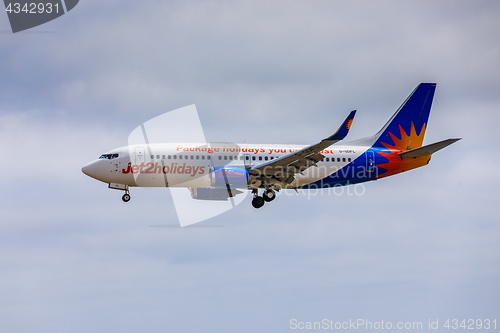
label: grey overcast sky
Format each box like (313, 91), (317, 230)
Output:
(1, 1), (499, 332)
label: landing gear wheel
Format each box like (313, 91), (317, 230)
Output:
(122, 193), (131, 202)
(252, 196), (265, 209)
(263, 190), (276, 202)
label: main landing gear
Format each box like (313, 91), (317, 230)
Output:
(251, 188), (276, 209)
(252, 195), (264, 209)
(263, 189), (276, 202)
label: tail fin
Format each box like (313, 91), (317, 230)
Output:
(372, 83), (436, 150)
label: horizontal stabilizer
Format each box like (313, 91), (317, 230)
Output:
(398, 138), (461, 158)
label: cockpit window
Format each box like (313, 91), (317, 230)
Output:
(99, 153), (119, 159)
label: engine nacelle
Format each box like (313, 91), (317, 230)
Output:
(209, 166), (249, 188)
(190, 188), (230, 201)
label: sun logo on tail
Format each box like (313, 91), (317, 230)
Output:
(346, 118), (353, 130)
(380, 122), (426, 150)
(375, 122), (430, 178)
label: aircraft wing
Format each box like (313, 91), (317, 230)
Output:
(249, 110), (356, 184)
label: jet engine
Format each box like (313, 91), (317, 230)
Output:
(209, 166), (249, 188)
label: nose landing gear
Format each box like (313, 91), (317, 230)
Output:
(121, 188), (131, 203)
(122, 193), (131, 202)
(108, 183), (131, 203)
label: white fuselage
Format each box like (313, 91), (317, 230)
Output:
(82, 142), (369, 189)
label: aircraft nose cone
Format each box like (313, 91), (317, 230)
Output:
(82, 161), (98, 179)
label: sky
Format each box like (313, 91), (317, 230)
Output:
(1, 1), (499, 332)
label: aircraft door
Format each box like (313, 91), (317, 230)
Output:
(134, 147), (145, 165)
(365, 151), (375, 176)
(243, 154), (252, 168)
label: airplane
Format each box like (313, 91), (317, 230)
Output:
(82, 83), (460, 209)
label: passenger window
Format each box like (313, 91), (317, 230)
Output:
(265, 156), (268, 161)
(162, 155), (165, 159)
(240, 156), (243, 160)
(168, 155), (171, 159)
(191, 155), (194, 159)
(259, 156), (262, 161)
(202, 156), (205, 160)
(271, 157), (274, 160)
(151, 155), (154, 159)
(179, 155), (182, 159)
(246, 156), (250, 160)
(326, 157), (329, 162)
(337, 158), (340, 162)
(348, 158), (351, 162)
(156, 155), (160, 159)
(218, 156), (222, 160)
(185, 156), (188, 160)
(252, 156), (256, 161)
(196, 155), (199, 159)
(343, 158), (346, 162)
(224, 156), (227, 160)
(173, 155), (177, 159)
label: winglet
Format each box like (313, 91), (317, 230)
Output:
(325, 110), (356, 141)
